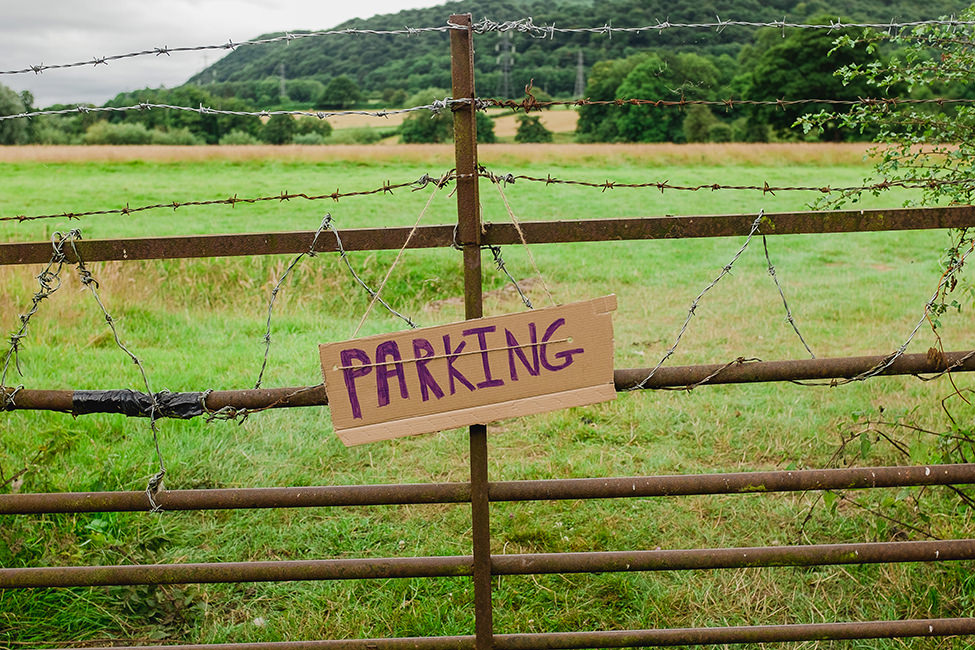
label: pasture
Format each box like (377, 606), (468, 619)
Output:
(1, 143), (973, 647)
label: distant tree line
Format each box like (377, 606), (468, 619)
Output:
(2, 0), (974, 145)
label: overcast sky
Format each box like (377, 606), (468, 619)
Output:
(0, 1), (448, 107)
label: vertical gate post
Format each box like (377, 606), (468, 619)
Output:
(449, 13), (494, 650)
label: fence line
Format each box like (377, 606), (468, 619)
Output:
(5, 350), (975, 419)
(472, 17), (975, 37)
(0, 171), (457, 223)
(5, 174), (974, 227)
(2, 16), (971, 78)
(0, 99), (463, 123)
(5, 95), (975, 124)
(4, 206), (975, 265)
(478, 168), (975, 195)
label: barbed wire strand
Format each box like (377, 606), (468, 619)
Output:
(61, 232), (167, 510)
(0, 26), (463, 77)
(0, 231), (77, 410)
(485, 245), (534, 309)
(480, 170), (975, 196)
(763, 235), (816, 359)
(327, 218), (418, 332)
(8, 95), (975, 125)
(6, 171), (971, 227)
(351, 183), (443, 337)
(483, 170), (557, 306)
(0, 98), (463, 123)
(631, 210), (766, 391)
(1, 172), (458, 224)
(471, 17), (975, 38)
(794, 235), (975, 387)
(3, 17), (971, 78)
(481, 96), (975, 113)
(254, 214), (333, 391)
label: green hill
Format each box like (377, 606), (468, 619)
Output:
(187, 0), (971, 101)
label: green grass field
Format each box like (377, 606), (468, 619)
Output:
(1, 144), (974, 648)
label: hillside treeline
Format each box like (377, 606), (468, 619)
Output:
(1, 0), (972, 145)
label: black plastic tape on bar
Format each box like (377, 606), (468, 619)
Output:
(72, 390), (204, 419)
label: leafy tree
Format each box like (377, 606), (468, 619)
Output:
(295, 116), (333, 138)
(514, 114), (553, 143)
(614, 55), (686, 142)
(0, 84), (30, 145)
(261, 114), (296, 144)
(319, 75), (361, 109)
(83, 121), (154, 145)
(799, 8), (975, 319)
(382, 88), (409, 106)
(576, 56), (642, 142)
(683, 105), (720, 142)
(743, 17), (875, 140)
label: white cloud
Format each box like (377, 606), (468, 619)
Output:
(0, 0), (447, 106)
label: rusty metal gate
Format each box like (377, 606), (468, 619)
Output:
(3, 13), (975, 649)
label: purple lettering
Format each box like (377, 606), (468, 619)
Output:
(375, 341), (409, 407)
(340, 348), (371, 419)
(540, 318), (584, 371)
(412, 338), (444, 402)
(506, 324), (539, 381)
(443, 334), (475, 394)
(463, 325), (504, 389)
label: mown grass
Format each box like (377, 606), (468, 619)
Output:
(1, 145), (974, 648)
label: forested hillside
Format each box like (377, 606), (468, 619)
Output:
(188, 0), (970, 100)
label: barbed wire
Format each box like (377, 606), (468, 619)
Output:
(763, 235), (816, 359)
(795, 234), (975, 387)
(326, 216), (418, 331)
(1, 171), (458, 224)
(0, 26), (461, 77)
(0, 232), (76, 408)
(4, 17), (968, 78)
(478, 168), (975, 195)
(6, 94), (975, 125)
(484, 245), (533, 309)
(63, 231), (167, 509)
(471, 17), (975, 38)
(0, 99), (463, 123)
(254, 214), (333, 391)
(630, 211), (767, 391)
(481, 96), (975, 113)
(0, 230), (167, 508)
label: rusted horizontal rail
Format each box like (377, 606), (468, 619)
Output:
(4, 539), (973, 588)
(5, 350), (972, 417)
(2, 205), (974, 266)
(64, 618), (975, 650)
(2, 463), (972, 514)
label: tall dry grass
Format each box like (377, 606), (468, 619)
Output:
(0, 142), (875, 166)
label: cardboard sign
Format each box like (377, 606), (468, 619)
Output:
(320, 295), (617, 446)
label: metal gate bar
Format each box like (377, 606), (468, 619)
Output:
(5, 539), (975, 589)
(3, 463), (974, 514)
(5, 349), (975, 416)
(54, 618), (975, 650)
(3, 205), (975, 266)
